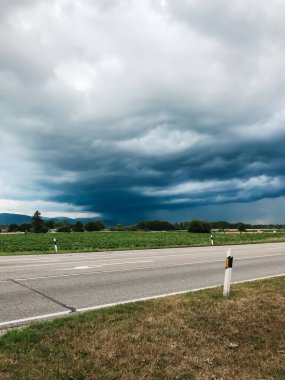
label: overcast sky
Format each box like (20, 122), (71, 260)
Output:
(1, 0), (285, 224)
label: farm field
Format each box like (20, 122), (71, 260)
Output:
(1, 231), (285, 255)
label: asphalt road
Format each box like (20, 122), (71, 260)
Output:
(0, 242), (284, 328)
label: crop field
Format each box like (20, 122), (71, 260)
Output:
(1, 231), (285, 255)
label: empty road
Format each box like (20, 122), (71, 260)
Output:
(0, 242), (284, 328)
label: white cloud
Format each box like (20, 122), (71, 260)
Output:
(139, 176), (284, 204)
(117, 126), (209, 156)
(0, 199), (100, 218)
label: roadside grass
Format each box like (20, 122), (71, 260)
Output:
(0, 277), (284, 380)
(1, 231), (285, 255)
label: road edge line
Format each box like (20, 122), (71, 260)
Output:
(1, 273), (284, 329)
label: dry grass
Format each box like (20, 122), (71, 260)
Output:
(0, 277), (284, 380)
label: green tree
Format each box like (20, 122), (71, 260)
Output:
(237, 222), (246, 233)
(57, 221), (72, 233)
(214, 220), (230, 233)
(19, 223), (32, 232)
(32, 211), (48, 233)
(72, 221), (84, 232)
(45, 220), (55, 229)
(136, 220), (175, 231)
(85, 220), (105, 232)
(8, 223), (19, 232)
(94, 220), (105, 231)
(85, 222), (96, 231)
(188, 220), (211, 233)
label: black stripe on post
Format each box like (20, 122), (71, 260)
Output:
(225, 256), (233, 269)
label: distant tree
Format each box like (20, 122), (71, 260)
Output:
(188, 220), (211, 233)
(32, 211), (47, 233)
(45, 220), (55, 229)
(94, 220), (105, 231)
(8, 223), (19, 232)
(237, 222), (246, 233)
(85, 222), (95, 231)
(174, 222), (184, 230)
(136, 220), (175, 231)
(85, 220), (105, 232)
(176, 221), (191, 230)
(127, 225), (137, 231)
(115, 224), (127, 231)
(72, 221), (84, 232)
(57, 221), (72, 233)
(19, 223), (32, 232)
(84, 222), (95, 232)
(213, 220), (230, 233)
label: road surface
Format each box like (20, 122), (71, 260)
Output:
(0, 242), (284, 328)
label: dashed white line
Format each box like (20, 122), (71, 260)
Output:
(8, 253), (285, 282)
(57, 260), (153, 271)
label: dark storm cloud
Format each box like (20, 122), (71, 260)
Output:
(1, 0), (285, 222)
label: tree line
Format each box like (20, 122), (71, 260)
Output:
(2, 211), (284, 234)
(4, 211), (105, 233)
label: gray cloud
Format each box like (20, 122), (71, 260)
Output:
(0, 0), (285, 223)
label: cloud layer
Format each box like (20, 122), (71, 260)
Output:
(1, 0), (285, 223)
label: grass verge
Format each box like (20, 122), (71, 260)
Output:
(0, 277), (284, 379)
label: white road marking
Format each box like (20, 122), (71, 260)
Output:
(1, 273), (284, 329)
(0, 252), (211, 268)
(76, 273), (285, 312)
(10, 253), (285, 282)
(0, 258), (61, 263)
(0, 258), (154, 270)
(0, 311), (70, 328)
(1, 242), (284, 263)
(1, 248), (284, 271)
(57, 260), (154, 271)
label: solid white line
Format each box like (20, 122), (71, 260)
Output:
(0, 311), (70, 328)
(76, 274), (285, 312)
(231, 273), (285, 284)
(2, 273), (283, 328)
(76, 286), (222, 312)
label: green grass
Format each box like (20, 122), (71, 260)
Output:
(1, 231), (285, 255)
(0, 277), (284, 379)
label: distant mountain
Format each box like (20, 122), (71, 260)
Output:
(0, 213), (99, 226)
(48, 217), (98, 224)
(0, 213), (32, 225)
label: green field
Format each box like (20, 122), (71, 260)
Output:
(1, 231), (285, 255)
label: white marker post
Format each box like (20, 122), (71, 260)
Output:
(210, 233), (214, 246)
(53, 238), (58, 253)
(223, 248), (233, 297)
